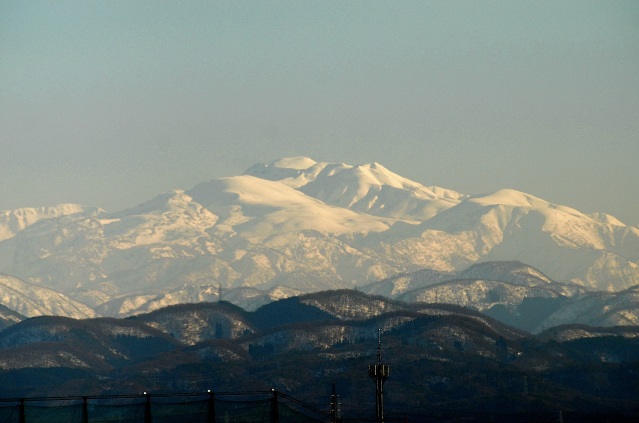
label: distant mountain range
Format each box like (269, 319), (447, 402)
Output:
(0, 157), (637, 319)
(2, 260), (639, 334)
(362, 261), (639, 333)
(0, 291), (638, 419)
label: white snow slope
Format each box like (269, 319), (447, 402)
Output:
(0, 157), (637, 317)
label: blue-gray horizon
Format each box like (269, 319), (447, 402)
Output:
(1, 1), (638, 226)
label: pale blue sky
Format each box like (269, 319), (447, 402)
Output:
(1, 1), (638, 226)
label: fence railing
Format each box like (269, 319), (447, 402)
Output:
(2, 391), (635, 423)
(0, 390), (331, 423)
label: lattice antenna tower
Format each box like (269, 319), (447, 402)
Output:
(329, 382), (341, 423)
(368, 329), (390, 423)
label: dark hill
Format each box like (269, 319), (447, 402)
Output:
(250, 296), (337, 330)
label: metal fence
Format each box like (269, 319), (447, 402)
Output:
(0, 391), (330, 423)
(2, 392), (633, 423)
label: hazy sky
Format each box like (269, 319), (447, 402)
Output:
(2, 1), (638, 226)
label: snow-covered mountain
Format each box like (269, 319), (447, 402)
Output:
(363, 261), (639, 333)
(0, 204), (98, 243)
(536, 285), (639, 331)
(0, 273), (95, 319)
(244, 157), (463, 221)
(0, 157), (637, 317)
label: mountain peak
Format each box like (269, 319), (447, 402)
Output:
(269, 156), (318, 170)
(243, 157), (320, 183)
(243, 157), (440, 200)
(470, 188), (546, 208)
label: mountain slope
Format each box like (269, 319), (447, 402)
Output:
(536, 286), (639, 331)
(130, 301), (254, 345)
(0, 273), (96, 319)
(0, 204), (98, 242)
(0, 315), (180, 371)
(0, 304), (24, 331)
(414, 188), (639, 289)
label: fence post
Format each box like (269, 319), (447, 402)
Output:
(207, 391), (215, 423)
(19, 399), (25, 423)
(82, 397), (89, 423)
(144, 393), (152, 423)
(270, 389), (279, 423)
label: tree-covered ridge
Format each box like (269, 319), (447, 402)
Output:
(0, 290), (637, 418)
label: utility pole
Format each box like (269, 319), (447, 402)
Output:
(368, 329), (390, 423)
